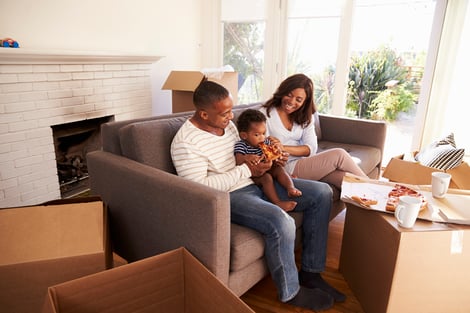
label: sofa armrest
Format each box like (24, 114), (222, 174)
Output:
(319, 114), (387, 152)
(86, 151), (231, 284)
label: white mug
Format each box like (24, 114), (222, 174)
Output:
(394, 196), (422, 228)
(431, 172), (451, 198)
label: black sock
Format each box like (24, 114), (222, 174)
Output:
(287, 286), (334, 311)
(299, 270), (346, 302)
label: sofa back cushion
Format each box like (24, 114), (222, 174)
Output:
(119, 117), (188, 174)
(117, 102), (263, 173)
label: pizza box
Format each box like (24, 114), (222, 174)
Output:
(382, 153), (470, 189)
(162, 70), (238, 113)
(42, 247), (255, 313)
(0, 196), (111, 313)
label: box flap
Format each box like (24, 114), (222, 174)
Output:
(42, 248), (255, 313)
(448, 161), (470, 189)
(162, 71), (205, 92)
(0, 200), (105, 265)
(382, 155), (440, 185)
(382, 155), (469, 189)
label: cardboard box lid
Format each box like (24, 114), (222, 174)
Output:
(162, 70), (238, 99)
(382, 154), (440, 185)
(0, 197), (106, 265)
(162, 71), (205, 92)
(381, 154), (470, 189)
(448, 160), (470, 189)
(42, 247), (255, 313)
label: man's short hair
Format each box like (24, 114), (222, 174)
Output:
(193, 80), (230, 109)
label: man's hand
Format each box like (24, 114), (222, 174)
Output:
(247, 159), (272, 177)
(244, 154), (263, 166)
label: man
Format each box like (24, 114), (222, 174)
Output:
(171, 80), (345, 311)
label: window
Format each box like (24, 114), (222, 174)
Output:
(221, 0), (267, 104)
(286, 0), (342, 113)
(219, 0), (467, 161)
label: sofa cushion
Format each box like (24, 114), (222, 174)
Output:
(230, 212), (304, 272)
(317, 141), (382, 177)
(119, 116), (188, 173)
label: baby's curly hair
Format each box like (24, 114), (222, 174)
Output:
(236, 109), (267, 132)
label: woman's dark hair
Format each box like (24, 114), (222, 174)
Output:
(193, 79), (230, 109)
(236, 109), (266, 132)
(262, 73), (316, 127)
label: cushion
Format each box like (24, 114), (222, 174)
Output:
(415, 133), (465, 170)
(119, 116), (188, 174)
(317, 141), (382, 178)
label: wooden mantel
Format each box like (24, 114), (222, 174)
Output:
(0, 48), (163, 64)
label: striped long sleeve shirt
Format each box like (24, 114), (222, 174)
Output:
(171, 119), (253, 192)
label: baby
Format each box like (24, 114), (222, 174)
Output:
(235, 109), (302, 212)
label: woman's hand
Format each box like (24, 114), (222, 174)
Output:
(274, 151), (289, 167)
(268, 136), (283, 150)
(268, 136), (289, 166)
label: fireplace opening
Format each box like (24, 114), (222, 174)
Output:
(52, 116), (114, 198)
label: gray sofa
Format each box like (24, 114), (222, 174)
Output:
(87, 102), (386, 296)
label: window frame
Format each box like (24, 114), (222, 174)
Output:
(209, 0), (452, 151)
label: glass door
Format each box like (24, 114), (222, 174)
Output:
(221, 0), (267, 104)
(348, 0), (437, 164)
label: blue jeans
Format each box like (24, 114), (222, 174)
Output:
(230, 178), (332, 302)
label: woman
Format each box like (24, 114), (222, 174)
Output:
(260, 73), (367, 189)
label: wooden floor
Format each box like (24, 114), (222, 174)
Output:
(240, 210), (365, 313)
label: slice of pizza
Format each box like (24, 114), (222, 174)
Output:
(259, 142), (283, 161)
(385, 183), (427, 212)
(351, 195), (378, 207)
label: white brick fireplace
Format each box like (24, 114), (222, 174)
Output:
(0, 49), (161, 208)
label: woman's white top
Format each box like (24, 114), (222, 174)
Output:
(259, 107), (318, 174)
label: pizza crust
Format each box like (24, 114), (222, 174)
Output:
(351, 195), (378, 207)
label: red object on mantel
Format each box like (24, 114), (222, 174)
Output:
(1, 37), (19, 48)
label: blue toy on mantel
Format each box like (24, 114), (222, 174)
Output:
(0, 38), (19, 48)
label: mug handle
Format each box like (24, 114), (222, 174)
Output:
(395, 205), (404, 225)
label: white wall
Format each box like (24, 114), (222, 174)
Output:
(0, 0), (204, 115)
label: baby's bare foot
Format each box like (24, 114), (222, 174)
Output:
(277, 200), (297, 212)
(288, 188), (302, 198)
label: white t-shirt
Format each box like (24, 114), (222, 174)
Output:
(171, 119), (253, 192)
(259, 107), (318, 174)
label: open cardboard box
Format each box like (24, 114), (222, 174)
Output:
(340, 203), (470, 312)
(0, 196), (110, 313)
(162, 70), (238, 113)
(382, 153), (470, 189)
(42, 247), (255, 313)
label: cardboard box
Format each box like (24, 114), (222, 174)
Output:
(42, 247), (255, 313)
(340, 203), (470, 313)
(382, 153), (470, 189)
(0, 197), (110, 313)
(162, 70), (238, 113)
